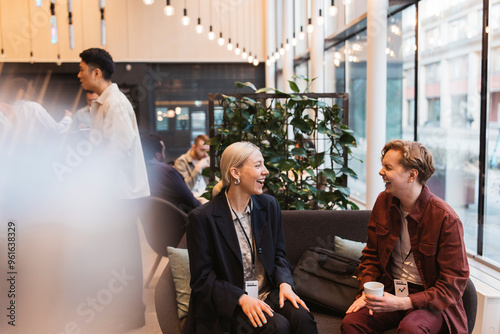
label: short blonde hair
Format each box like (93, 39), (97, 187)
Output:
(381, 139), (435, 185)
(212, 142), (260, 196)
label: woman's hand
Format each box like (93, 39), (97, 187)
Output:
(238, 294), (274, 328)
(279, 283), (309, 311)
(364, 292), (412, 314)
(346, 292), (367, 314)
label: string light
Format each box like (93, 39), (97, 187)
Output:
(164, 0), (174, 16)
(182, 6), (190, 26)
(99, 0), (106, 46)
(285, 39), (290, 51)
(196, 0), (203, 33)
(307, 18), (314, 33)
(196, 18), (203, 33)
(208, 26), (215, 40)
(68, 0), (75, 49)
(218, 0), (223, 45)
(329, 0), (338, 16)
(50, 0), (58, 44)
(218, 32), (224, 46)
(318, 9), (324, 26)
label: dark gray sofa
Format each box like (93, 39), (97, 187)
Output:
(155, 209), (477, 334)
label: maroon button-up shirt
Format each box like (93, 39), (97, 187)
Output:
(359, 185), (469, 334)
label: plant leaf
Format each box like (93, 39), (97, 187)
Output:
(288, 81), (300, 93)
(255, 87), (275, 94)
(235, 81), (257, 91)
(291, 147), (308, 158)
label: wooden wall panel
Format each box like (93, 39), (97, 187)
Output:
(0, 0), (265, 63)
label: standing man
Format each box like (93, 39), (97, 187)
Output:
(174, 134), (210, 199)
(76, 47), (150, 332)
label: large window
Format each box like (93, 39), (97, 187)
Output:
(418, 0), (483, 255)
(486, 0), (500, 264)
(340, 9), (415, 203)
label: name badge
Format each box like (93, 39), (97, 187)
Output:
(394, 279), (409, 297)
(245, 280), (259, 299)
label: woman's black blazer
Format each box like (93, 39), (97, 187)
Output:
(184, 190), (294, 334)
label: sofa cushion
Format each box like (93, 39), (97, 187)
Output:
(167, 246), (191, 319)
(334, 236), (366, 260)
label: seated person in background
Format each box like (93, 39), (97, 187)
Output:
(186, 141), (318, 334)
(72, 90), (99, 133)
(174, 134), (210, 199)
(342, 139), (469, 334)
(141, 133), (201, 213)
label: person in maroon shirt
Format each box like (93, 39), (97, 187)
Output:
(342, 139), (469, 334)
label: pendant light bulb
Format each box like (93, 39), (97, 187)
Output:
(208, 26), (215, 40)
(329, 0), (338, 16)
(227, 38), (233, 51)
(218, 32), (224, 46)
(242, 48), (248, 59)
(307, 18), (314, 33)
(285, 39), (291, 51)
(143, 0), (154, 5)
(253, 58), (259, 66)
(235, 43), (241, 55)
(182, 8), (190, 25)
(164, 0), (174, 16)
(318, 9), (324, 26)
(196, 18), (203, 33)
(299, 26), (305, 40)
(248, 53), (253, 63)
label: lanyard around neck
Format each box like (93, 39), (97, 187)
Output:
(230, 206), (255, 267)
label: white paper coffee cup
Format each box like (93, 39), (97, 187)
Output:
(363, 282), (384, 297)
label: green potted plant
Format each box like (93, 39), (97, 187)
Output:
(203, 76), (360, 210)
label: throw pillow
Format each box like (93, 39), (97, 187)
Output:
(334, 236), (366, 260)
(167, 246), (191, 319)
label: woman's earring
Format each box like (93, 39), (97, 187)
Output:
(234, 178), (240, 186)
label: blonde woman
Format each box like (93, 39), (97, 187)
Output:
(186, 142), (318, 334)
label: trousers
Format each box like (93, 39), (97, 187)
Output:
(231, 289), (318, 334)
(341, 306), (446, 334)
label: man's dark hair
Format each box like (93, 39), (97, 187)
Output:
(141, 133), (163, 161)
(79, 48), (115, 80)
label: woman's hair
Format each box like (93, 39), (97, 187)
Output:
(381, 139), (436, 185)
(212, 141), (260, 197)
